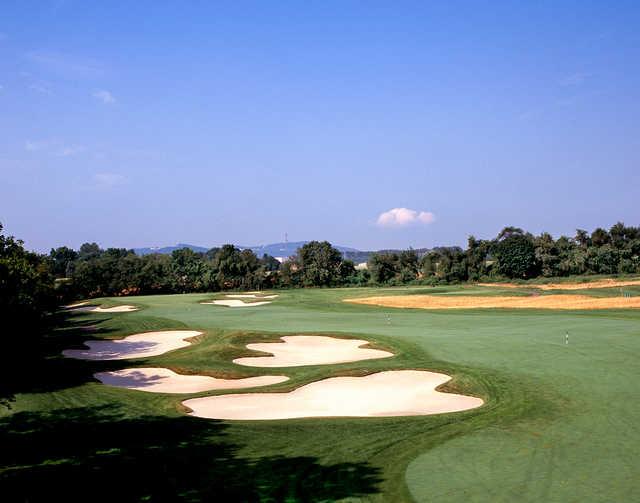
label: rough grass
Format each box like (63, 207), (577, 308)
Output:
(1, 284), (639, 501)
(344, 294), (640, 310)
(478, 276), (640, 291)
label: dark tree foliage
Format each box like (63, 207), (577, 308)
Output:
(368, 252), (399, 284)
(419, 247), (468, 283)
(278, 260), (301, 287)
(53, 240), (362, 297)
(170, 248), (210, 293)
(338, 259), (357, 282)
(494, 229), (539, 279)
(377, 222), (640, 284)
(0, 224), (59, 406)
(48, 246), (78, 277)
(398, 249), (419, 282)
(9, 221), (640, 308)
(466, 236), (492, 280)
(591, 228), (610, 247)
(77, 242), (102, 261)
(261, 254), (281, 272)
(297, 241), (345, 287)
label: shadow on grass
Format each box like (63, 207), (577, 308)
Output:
(0, 406), (382, 502)
(1, 312), (122, 399)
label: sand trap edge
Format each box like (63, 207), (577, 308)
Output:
(181, 369), (484, 420)
(232, 335), (395, 368)
(94, 367), (289, 394)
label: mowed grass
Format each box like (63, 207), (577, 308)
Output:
(1, 285), (639, 501)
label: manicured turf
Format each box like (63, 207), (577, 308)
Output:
(1, 286), (639, 501)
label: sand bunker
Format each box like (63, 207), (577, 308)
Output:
(63, 330), (202, 360)
(94, 367), (288, 394)
(346, 294), (640, 310)
(233, 335), (393, 367)
(65, 304), (139, 313)
(226, 294), (279, 299)
(478, 278), (640, 291)
(91, 305), (139, 313)
(202, 300), (272, 308)
(183, 370), (483, 420)
(64, 301), (90, 309)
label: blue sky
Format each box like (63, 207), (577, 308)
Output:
(1, 1), (639, 252)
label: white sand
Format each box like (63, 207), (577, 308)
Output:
(64, 301), (90, 309)
(91, 305), (139, 313)
(226, 294), (279, 299)
(183, 370), (484, 420)
(233, 335), (394, 367)
(63, 330), (202, 360)
(94, 367), (289, 394)
(66, 304), (139, 313)
(201, 300), (272, 308)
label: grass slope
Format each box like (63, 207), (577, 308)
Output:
(1, 285), (639, 502)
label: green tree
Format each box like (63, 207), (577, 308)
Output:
(0, 223), (57, 405)
(138, 254), (172, 293)
(78, 242), (103, 261)
(338, 259), (357, 283)
(494, 228), (538, 279)
(49, 246), (78, 277)
(419, 251), (439, 279)
(431, 247), (467, 282)
(398, 249), (419, 282)
(533, 232), (560, 277)
(591, 228), (610, 247)
(466, 236), (492, 280)
(587, 244), (619, 274)
(368, 252), (399, 284)
(260, 254), (281, 272)
(297, 241), (343, 287)
(278, 260), (301, 287)
(170, 248), (209, 292)
(575, 229), (591, 248)
(210, 245), (257, 290)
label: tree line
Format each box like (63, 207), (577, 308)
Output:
(2, 220), (640, 327)
(40, 221), (640, 299)
(368, 223), (640, 284)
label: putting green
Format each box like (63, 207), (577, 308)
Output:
(2, 284), (639, 501)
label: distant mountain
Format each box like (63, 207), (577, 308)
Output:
(343, 247), (432, 264)
(244, 241), (359, 258)
(132, 241), (429, 262)
(133, 241), (360, 258)
(133, 243), (209, 255)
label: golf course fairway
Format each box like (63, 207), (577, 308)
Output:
(1, 284), (639, 501)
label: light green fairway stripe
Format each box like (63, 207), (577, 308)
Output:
(406, 422), (637, 503)
(5, 286), (640, 501)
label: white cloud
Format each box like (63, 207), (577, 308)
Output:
(93, 172), (125, 189)
(376, 208), (436, 228)
(92, 89), (115, 104)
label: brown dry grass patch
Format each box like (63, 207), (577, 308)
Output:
(477, 278), (640, 291)
(345, 294), (640, 310)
